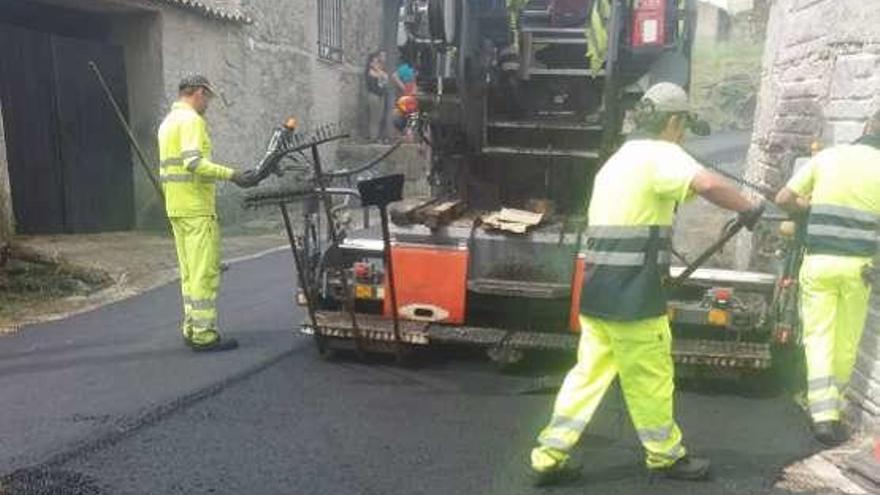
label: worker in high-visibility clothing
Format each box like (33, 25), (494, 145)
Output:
(529, 82), (763, 486)
(158, 75), (261, 352)
(775, 110), (880, 446)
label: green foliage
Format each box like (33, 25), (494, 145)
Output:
(691, 40), (764, 131)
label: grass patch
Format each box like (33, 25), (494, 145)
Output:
(691, 39), (765, 131)
(0, 259), (109, 321)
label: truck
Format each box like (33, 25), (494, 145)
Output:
(245, 0), (803, 378)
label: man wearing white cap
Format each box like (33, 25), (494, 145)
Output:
(528, 82), (764, 486)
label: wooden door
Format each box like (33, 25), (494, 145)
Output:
(0, 23), (66, 234)
(51, 35), (133, 232)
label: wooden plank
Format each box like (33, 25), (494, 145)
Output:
(421, 199), (466, 228)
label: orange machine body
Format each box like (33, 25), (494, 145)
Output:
(384, 243), (469, 324)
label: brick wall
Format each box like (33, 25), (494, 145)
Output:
(744, 0), (880, 429)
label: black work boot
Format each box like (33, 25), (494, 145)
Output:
(531, 461), (582, 487)
(813, 421), (847, 447)
(190, 336), (239, 353)
(651, 455), (711, 481)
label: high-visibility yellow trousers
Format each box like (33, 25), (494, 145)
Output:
(170, 216), (222, 345)
(531, 314), (687, 471)
(800, 255), (872, 423)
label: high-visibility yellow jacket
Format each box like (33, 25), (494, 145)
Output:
(158, 101), (235, 217)
(786, 141), (880, 260)
(581, 139), (702, 320)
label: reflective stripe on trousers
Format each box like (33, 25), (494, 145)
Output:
(800, 255), (871, 422)
(171, 216), (222, 336)
(531, 314), (686, 471)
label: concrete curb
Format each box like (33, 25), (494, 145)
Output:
(844, 441), (880, 492)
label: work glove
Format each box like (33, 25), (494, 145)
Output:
(230, 169), (261, 189)
(737, 203), (765, 232)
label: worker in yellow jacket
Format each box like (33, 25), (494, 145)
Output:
(529, 82), (763, 486)
(158, 75), (261, 352)
(775, 110), (880, 446)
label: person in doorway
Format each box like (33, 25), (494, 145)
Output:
(775, 110), (880, 446)
(158, 75), (261, 352)
(365, 50), (390, 143)
(392, 51), (417, 98)
(528, 82), (763, 486)
(391, 49), (418, 139)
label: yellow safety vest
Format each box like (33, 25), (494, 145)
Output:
(587, 0), (611, 74)
(786, 142), (880, 258)
(581, 139), (702, 320)
(157, 101), (234, 218)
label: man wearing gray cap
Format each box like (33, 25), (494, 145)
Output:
(529, 82), (764, 486)
(158, 75), (261, 352)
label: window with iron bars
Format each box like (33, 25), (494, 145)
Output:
(317, 0), (343, 62)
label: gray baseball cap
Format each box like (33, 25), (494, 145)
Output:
(178, 74), (217, 95)
(641, 82), (710, 136)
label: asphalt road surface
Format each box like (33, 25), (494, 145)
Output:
(0, 250), (822, 495)
(0, 131), (827, 495)
(59, 347), (819, 495)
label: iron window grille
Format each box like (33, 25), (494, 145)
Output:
(317, 0), (343, 62)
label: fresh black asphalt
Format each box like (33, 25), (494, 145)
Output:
(0, 132), (826, 494)
(47, 345), (818, 495)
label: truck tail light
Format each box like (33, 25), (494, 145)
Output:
(632, 0), (667, 48)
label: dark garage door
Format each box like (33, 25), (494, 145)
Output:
(0, 23), (133, 234)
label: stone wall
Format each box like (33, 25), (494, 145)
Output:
(0, 0), (391, 233)
(744, 0), (880, 428)
(140, 0), (390, 227)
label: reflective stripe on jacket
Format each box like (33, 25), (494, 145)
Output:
(580, 225), (672, 320)
(158, 101), (235, 217)
(807, 204), (879, 257)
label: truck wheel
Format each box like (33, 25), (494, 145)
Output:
(487, 346), (526, 371)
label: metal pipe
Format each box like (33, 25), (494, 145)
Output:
(310, 143), (365, 357)
(671, 219), (747, 285)
(281, 204), (324, 352)
(88, 61), (164, 202)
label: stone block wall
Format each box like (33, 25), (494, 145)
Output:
(744, 0), (880, 429)
(131, 0), (392, 227)
(0, 0), (394, 234)
(746, 0), (880, 191)
(336, 143), (433, 199)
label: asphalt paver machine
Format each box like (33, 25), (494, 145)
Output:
(246, 0), (803, 378)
